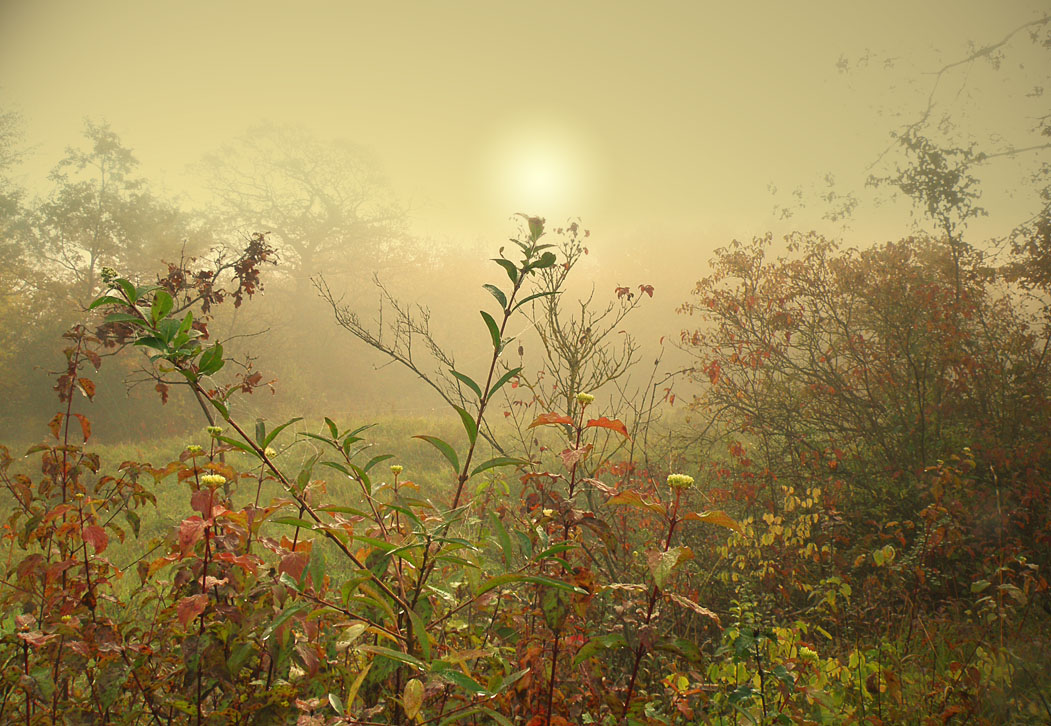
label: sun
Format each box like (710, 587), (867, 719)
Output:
(480, 116), (598, 221)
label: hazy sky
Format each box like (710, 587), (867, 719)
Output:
(1, 1), (1047, 256)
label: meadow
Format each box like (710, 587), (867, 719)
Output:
(1, 216), (1049, 726)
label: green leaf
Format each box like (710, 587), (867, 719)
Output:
(216, 435), (255, 456)
(647, 546), (694, 589)
(307, 544), (326, 590)
(177, 310), (194, 336)
(492, 258), (518, 285)
(489, 512), (512, 567)
(104, 312), (147, 326)
(489, 366), (522, 396)
(210, 398), (229, 419)
(270, 517), (317, 530)
(263, 417), (302, 448)
(489, 668), (530, 695)
(407, 607), (432, 661)
(476, 573), (586, 596)
(133, 283), (160, 302)
(453, 405), (478, 446)
(262, 601), (311, 640)
(471, 456), (525, 476)
(483, 283), (507, 310)
(511, 289), (558, 313)
(434, 668), (489, 696)
(324, 417), (339, 438)
(345, 662), (371, 712)
(480, 310), (501, 349)
(358, 645), (425, 671)
(198, 343), (224, 376)
(526, 215), (544, 241)
(150, 289), (173, 323)
(534, 250), (557, 269)
(450, 369), (483, 399)
(317, 504), (372, 518)
(572, 633), (629, 666)
(328, 692), (345, 716)
(89, 295), (127, 310)
(414, 435), (460, 472)
(115, 278), (136, 302)
(364, 454), (394, 472)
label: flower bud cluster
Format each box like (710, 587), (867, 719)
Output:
(667, 473), (694, 490)
(200, 474), (227, 488)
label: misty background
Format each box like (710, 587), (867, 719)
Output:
(0, 1), (1047, 440)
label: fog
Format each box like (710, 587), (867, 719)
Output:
(0, 1), (1047, 437)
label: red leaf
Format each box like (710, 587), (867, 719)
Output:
(82, 525), (108, 554)
(639, 284), (654, 297)
(528, 413), (574, 428)
(178, 517), (208, 555)
(585, 417), (630, 438)
(76, 377), (96, 401)
(279, 551), (309, 582)
(18, 631), (58, 648)
(72, 413), (91, 442)
(48, 413), (63, 440)
(190, 488), (216, 518)
(559, 444), (593, 469)
(177, 594), (209, 627)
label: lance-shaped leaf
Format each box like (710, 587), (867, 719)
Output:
(480, 310), (501, 349)
(572, 632), (629, 666)
(476, 573), (586, 596)
(667, 592), (721, 623)
(450, 369), (483, 399)
(482, 283), (507, 310)
(471, 456), (525, 476)
(489, 366), (522, 396)
(414, 435), (460, 472)
(453, 405), (478, 446)
(359, 645), (425, 671)
(492, 257), (518, 285)
(683, 509), (744, 535)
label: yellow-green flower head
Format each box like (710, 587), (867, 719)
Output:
(667, 474), (694, 490)
(200, 474), (227, 488)
(206, 426), (223, 437)
(390, 464), (404, 475)
(575, 392), (595, 406)
(798, 646), (818, 661)
(186, 444), (204, 455)
(100, 266), (118, 284)
(264, 447), (277, 458)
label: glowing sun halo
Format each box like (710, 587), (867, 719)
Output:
(481, 118), (597, 221)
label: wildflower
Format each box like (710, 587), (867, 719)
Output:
(390, 464), (403, 475)
(667, 473), (694, 490)
(575, 392), (595, 405)
(798, 646), (818, 661)
(206, 426), (223, 437)
(100, 266), (118, 284)
(264, 447), (277, 458)
(186, 445), (204, 455)
(201, 474), (227, 488)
